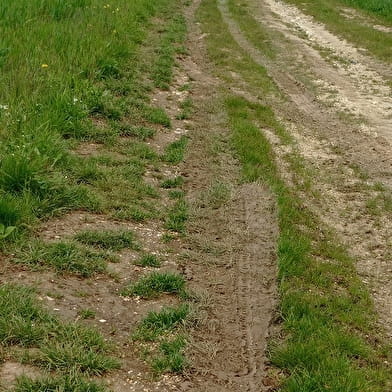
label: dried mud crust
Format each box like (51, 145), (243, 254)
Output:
(217, 0), (392, 337)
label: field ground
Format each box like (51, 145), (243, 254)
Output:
(0, 0), (391, 391)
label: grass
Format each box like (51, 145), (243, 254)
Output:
(227, 0), (276, 60)
(14, 375), (108, 392)
(16, 241), (114, 276)
(78, 309), (96, 320)
(74, 229), (141, 251)
(204, 182), (231, 209)
(121, 272), (185, 298)
(133, 304), (189, 341)
(135, 253), (162, 268)
(165, 198), (188, 233)
(0, 0), (189, 386)
(133, 306), (189, 374)
(340, 0), (392, 22)
(0, 0), (183, 239)
(151, 336), (187, 374)
(118, 125), (156, 140)
(162, 136), (188, 164)
(199, 0), (392, 390)
(152, 14), (187, 89)
(0, 284), (119, 374)
(176, 97), (193, 120)
(160, 176), (184, 189)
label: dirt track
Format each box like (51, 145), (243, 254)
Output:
(1, 0), (390, 391)
(216, 0), (392, 339)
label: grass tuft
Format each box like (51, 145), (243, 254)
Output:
(165, 198), (188, 233)
(162, 136), (188, 164)
(151, 336), (187, 374)
(14, 374), (108, 392)
(74, 229), (140, 251)
(121, 272), (185, 298)
(16, 241), (112, 276)
(133, 304), (189, 341)
(135, 253), (161, 268)
(160, 176), (184, 189)
(0, 284), (119, 375)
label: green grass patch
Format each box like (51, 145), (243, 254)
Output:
(151, 336), (187, 374)
(341, 0), (392, 22)
(78, 309), (96, 320)
(121, 272), (185, 298)
(168, 189), (185, 199)
(165, 198), (188, 233)
(135, 253), (162, 268)
(14, 374), (108, 392)
(0, 284), (119, 375)
(118, 125), (156, 140)
(133, 304), (189, 341)
(160, 176), (184, 189)
(74, 229), (140, 251)
(162, 136), (188, 164)
(152, 14), (187, 89)
(16, 241), (115, 276)
(0, 0), (183, 238)
(176, 97), (193, 120)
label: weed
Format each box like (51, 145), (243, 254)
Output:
(121, 272), (185, 298)
(0, 223), (16, 240)
(74, 229), (140, 251)
(135, 254), (161, 268)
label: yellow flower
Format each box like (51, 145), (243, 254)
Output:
(41, 64), (48, 68)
